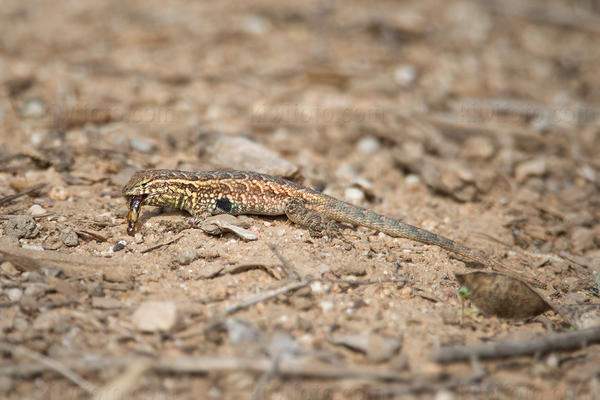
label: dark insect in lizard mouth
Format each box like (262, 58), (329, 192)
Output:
(126, 195), (147, 236)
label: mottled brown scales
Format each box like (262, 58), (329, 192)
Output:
(122, 169), (503, 269)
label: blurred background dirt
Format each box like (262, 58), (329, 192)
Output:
(1, 0), (600, 398)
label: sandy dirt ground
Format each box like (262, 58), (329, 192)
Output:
(1, 0), (600, 398)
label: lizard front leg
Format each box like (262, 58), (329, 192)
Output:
(284, 197), (341, 238)
(185, 200), (213, 228)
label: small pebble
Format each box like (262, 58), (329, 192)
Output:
(178, 248), (198, 265)
(1, 261), (19, 276)
(41, 265), (63, 277)
(24, 283), (47, 297)
(21, 244), (44, 251)
(48, 186), (68, 201)
(310, 281), (329, 294)
(112, 240), (127, 252)
(104, 267), (131, 282)
(243, 14), (271, 35)
(571, 227), (595, 252)
(13, 317), (29, 331)
(405, 174), (421, 185)
(130, 138), (155, 153)
(27, 204), (47, 216)
(91, 296), (121, 309)
(60, 227), (79, 247)
(394, 64), (418, 87)
(86, 282), (104, 297)
(435, 389), (455, 400)
(330, 333), (402, 362)
(208, 136), (298, 177)
(132, 301), (178, 332)
(0, 375), (14, 395)
(32, 309), (66, 331)
(345, 187), (365, 204)
(515, 158), (547, 182)
(7, 288), (23, 302)
(22, 271), (43, 282)
(225, 318), (261, 344)
(462, 137), (495, 160)
(578, 164), (596, 183)
(20, 98), (46, 117)
(564, 212), (594, 227)
(319, 300), (334, 312)
(356, 137), (381, 154)
(545, 353), (560, 368)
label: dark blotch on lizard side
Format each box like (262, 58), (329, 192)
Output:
(215, 197), (233, 213)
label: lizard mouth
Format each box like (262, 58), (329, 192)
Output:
(126, 195), (147, 236)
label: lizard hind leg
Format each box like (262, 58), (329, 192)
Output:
(284, 197), (341, 238)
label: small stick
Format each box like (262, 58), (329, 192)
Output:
(92, 359), (151, 400)
(0, 212), (55, 220)
(251, 355), (281, 400)
(0, 183), (45, 206)
(224, 280), (310, 315)
(1, 354), (411, 382)
(223, 277), (404, 314)
(267, 242), (300, 280)
(77, 230), (108, 242)
(7, 345), (97, 394)
(140, 234), (184, 254)
(0, 237), (124, 277)
(431, 326), (600, 363)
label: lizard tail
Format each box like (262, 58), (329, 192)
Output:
(322, 198), (498, 267)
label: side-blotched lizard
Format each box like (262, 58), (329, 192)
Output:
(122, 169), (516, 273)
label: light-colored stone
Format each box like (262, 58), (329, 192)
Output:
(356, 137), (381, 154)
(344, 187), (365, 204)
(60, 227), (79, 247)
(571, 227), (595, 252)
(208, 136), (298, 177)
(20, 99), (46, 117)
(394, 64), (417, 87)
(515, 158), (547, 182)
(1, 261), (19, 276)
(48, 186), (68, 201)
(132, 301), (178, 332)
(27, 204), (47, 216)
(178, 248), (198, 265)
(7, 288), (23, 302)
(92, 296), (121, 309)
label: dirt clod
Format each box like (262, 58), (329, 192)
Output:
(4, 215), (39, 239)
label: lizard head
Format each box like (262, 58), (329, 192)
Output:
(121, 169), (180, 235)
(122, 169), (183, 198)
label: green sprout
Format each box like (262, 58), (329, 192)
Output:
(458, 286), (473, 325)
(458, 286), (471, 300)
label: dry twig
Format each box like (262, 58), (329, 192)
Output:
(1, 344), (97, 394)
(0, 237), (126, 277)
(431, 326), (600, 363)
(140, 234), (184, 253)
(267, 242), (300, 280)
(224, 280), (310, 315)
(92, 360), (152, 400)
(0, 353), (412, 381)
(0, 183), (45, 206)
